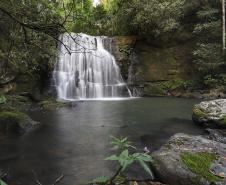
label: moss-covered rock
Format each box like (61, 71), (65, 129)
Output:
(143, 82), (166, 97)
(192, 106), (208, 121)
(143, 79), (189, 97)
(152, 133), (226, 185)
(0, 95), (32, 112)
(38, 98), (71, 110)
(0, 111), (39, 134)
(181, 152), (219, 182)
(192, 99), (226, 128)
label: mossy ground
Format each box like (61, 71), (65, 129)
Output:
(181, 152), (221, 182)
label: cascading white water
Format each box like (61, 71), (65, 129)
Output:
(53, 33), (132, 100)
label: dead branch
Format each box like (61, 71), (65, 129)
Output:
(52, 174), (64, 185)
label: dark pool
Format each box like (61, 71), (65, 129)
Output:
(0, 97), (205, 185)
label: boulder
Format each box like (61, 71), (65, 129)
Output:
(192, 99), (226, 128)
(0, 111), (39, 134)
(152, 133), (226, 185)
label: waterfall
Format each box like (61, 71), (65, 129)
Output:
(53, 33), (132, 100)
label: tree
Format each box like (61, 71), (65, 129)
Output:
(0, 0), (85, 85)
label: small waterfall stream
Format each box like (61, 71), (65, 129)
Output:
(53, 33), (132, 100)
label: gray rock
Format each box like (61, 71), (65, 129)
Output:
(207, 129), (226, 144)
(210, 157), (226, 179)
(152, 133), (226, 185)
(192, 99), (226, 128)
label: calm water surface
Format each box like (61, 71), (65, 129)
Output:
(0, 98), (205, 185)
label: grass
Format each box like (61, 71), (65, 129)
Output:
(181, 152), (221, 182)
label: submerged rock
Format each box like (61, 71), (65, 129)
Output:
(152, 133), (226, 185)
(38, 99), (73, 110)
(192, 99), (226, 128)
(0, 111), (39, 134)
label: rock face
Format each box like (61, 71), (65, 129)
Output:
(152, 133), (226, 185)
(103, 37), (200, 97)
(103, 36), (137, 81)
(0, 111), (39, 134)
(192, 99), (226, 128)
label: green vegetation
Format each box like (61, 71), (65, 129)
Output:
(91, 136), (153, 185)
(181, 152), (220, 182)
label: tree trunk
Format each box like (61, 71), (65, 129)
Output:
(222, 0), (225, 54)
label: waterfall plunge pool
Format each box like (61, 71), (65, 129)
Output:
(0, 97), (205, 185)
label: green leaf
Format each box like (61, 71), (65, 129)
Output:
(120, 150), (129, 158)
(105, 155), (118, 161)
(118, 150), (134, 171)
(91, 176), (110, 184)
(136, 153), (153, 162)
(110, 136), (136, 150)
(0, 179), (7, 185)
(138, 160), (154, 179)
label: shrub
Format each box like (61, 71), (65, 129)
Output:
(91, 136), (153, 185)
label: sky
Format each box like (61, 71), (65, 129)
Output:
(93, 0), (100, 6)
